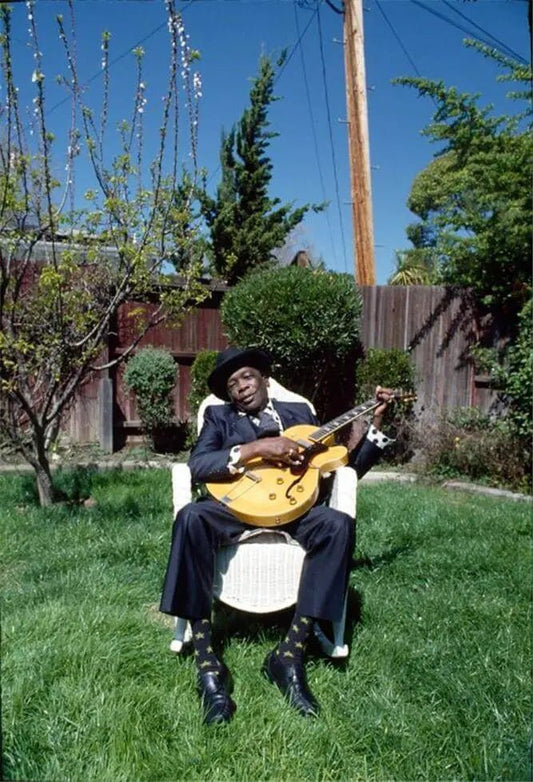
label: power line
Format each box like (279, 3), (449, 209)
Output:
(444, 0), (528, 58)
(441, 0), (528, 64)
(410, 0), (528, 66)
(276, 2), (320, 83)
(293, 1), (338, 266)
(375, 0), (441, 111)
(315, 1), (348, 271)
(375, 0), (422, 77)
(204, 0), (319, 186)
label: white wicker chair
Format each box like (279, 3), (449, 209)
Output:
(169, 379), (357, 658)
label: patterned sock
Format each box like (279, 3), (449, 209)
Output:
(191, 618), (222, 673)
(275, 612), (313, 663)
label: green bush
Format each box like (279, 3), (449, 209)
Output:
(413, 407), (531, 493)
(221, 266), (363, 420)
(123, 348), (177, 436)
(185, 349), (218, 447)
(471, 297), (532, 444)
(354, 348), (417, 464)
(188, 349), (218, 418)
(355, 348), (417, 402)
(501, 297), (533, 441)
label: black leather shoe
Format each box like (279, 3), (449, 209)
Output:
(262, 651), (319, 717)
(197, 665), (236, 726)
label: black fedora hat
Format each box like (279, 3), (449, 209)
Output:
(208, 346), (272, 401)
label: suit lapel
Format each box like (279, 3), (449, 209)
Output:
(227, 407), (258, 443)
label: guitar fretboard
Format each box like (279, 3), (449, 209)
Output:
(310, 398), (381, 443)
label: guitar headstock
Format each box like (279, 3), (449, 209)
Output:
(390, 389), (417, 404)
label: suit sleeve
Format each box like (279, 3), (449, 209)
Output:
(348, 436), (384, 479)
(188, 406), (236, 484)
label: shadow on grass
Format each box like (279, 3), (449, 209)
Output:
(53, 464), (99, 503)
(209, 585), (365, 670)
(212, 603), (295, 653)
(352, 543), (413, 571)
(164, 546), (413, 668)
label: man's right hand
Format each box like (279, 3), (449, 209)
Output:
(238, 436), (304, 467)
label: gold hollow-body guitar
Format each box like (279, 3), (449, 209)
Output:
(206, 392), (414, 528)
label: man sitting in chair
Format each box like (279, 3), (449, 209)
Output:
(160, 346), (394, 725)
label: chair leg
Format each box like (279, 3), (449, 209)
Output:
(170, 617), (192, 653)
(312, 594), (349, 658)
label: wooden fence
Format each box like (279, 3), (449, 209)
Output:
(64, 284), (498, 449)
(64, 283), (229, 449)
(359, 285), (497, 414)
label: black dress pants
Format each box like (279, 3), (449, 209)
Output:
(159, 498), (354, 623)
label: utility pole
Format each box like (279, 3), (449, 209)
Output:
(343, 0), (376, 285)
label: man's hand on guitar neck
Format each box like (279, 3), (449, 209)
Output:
(372, 386), (395, 432)
(237, 435), (304, 468)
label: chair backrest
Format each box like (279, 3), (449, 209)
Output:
(196, 378), (316, 435)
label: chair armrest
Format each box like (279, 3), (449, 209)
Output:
(329, 466), (357, 517)
(171, 463), (193, 517)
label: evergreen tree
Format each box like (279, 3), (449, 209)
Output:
(200, 55), (323, 284)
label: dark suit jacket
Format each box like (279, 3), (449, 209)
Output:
(188, 399), (383, 486)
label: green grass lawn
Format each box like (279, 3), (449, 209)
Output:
(1, 469), (531, 782)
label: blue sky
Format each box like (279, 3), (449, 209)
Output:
(7, 0), (530, 283)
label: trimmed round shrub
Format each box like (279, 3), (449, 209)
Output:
(123, 347), (177, 434)
(220, 266), (363, 419)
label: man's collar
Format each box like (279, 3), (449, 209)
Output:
(235, 399), (276, 418)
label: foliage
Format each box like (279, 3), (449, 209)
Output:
(499, 297), (533, 440)
(187, 349), (218, 418)
(412, 407), (531, 493)
(355, 348), (417, 463)
(0, 1), (206, 504)
(355, 348), (417, 402)
(471, 297), (533, 443)
(200, 54), (324, 284)
(124, 348), (177, 436)
(392, 41), (532, 317)
(388, 248), (437, 286)
(167, 168), (209, 276)
(2, 470), (531, 781)
(220, 266), (362, 419)
(50, 464), (99, 503)
(184, 348), (217, 447)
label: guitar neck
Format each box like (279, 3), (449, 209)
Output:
(310, 398), (382, 443)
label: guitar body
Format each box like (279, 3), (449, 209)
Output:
(206, 424), (348, 528)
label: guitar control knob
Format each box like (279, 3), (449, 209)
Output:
(269, 493), (277, 500)
(296, 485), (304, 492)
(276, 477), (284, 485)
(289, 497), (297, 505)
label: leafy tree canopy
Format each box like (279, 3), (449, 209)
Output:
(0, 1), (205, 504)
(390, 41), (532, 318)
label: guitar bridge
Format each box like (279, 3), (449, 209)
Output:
(220, 470), (261, 506)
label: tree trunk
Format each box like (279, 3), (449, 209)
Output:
(28, 435), (57, 506)
(34, 459), (56, 506)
